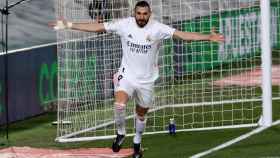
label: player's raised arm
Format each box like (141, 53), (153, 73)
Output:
(48, 20), (106, 33)
(173, 28), (225, 42)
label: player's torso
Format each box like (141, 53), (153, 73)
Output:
(121, 18), (161, 56)
(119, 18), (161, 82)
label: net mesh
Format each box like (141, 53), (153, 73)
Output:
(55, 0), (280, 141)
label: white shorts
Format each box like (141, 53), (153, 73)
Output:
(113, 72), (154, 108)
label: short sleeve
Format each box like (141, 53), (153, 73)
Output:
(157, 23), (176, 40)
(104, 18), (128, 35)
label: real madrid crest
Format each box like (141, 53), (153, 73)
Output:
(146, 35), (152, 42)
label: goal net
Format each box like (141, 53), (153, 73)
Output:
(55, 0), (280, 142)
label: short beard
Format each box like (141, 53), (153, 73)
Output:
(136, 19), (149, 28)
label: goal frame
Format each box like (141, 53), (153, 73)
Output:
(55, 0), (274, 143)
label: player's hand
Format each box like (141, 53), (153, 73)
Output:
(209, 28), (225, 42)
(48, 18), (72, 30)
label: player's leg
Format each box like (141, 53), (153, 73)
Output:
(112, 91), (129, 152)
(114, 91), (129, 136)
(133, 85), (154, 158)
(112, 73), (134, 152)
(134, 105), (149, 144)
(133, 105), (149, 158)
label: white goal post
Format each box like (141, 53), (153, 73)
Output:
(55, 0), (279, 143)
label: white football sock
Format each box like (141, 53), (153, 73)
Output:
(133, 116), (146, 144)
(114, 102), (126, 135)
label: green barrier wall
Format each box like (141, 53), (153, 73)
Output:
(162, 4), (280, 75)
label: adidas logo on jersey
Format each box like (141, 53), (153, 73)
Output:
(128, 34), (133, 39)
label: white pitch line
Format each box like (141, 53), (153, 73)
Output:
(190, 120), (280, 158)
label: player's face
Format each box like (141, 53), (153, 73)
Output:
(135, 6), (151, 28)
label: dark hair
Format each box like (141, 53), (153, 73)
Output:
(135, 1), (151, 11)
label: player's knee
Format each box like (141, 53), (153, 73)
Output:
(114, 102), (126, 111)
(136, 113), (145, 122)
(136, 109), (147, 121)
(136, 106), (148, 116)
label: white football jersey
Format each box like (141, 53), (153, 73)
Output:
(104, 17), (175, 84)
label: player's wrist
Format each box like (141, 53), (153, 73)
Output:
(66, 21), (73, 29)
(207, 34), (212, 41)
(54, 20), (73, 30)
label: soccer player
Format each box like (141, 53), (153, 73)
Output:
(49, 1), (224, 157)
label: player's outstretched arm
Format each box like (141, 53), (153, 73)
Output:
(48, 19), (106, 33)
(173, 28), (225, 42)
